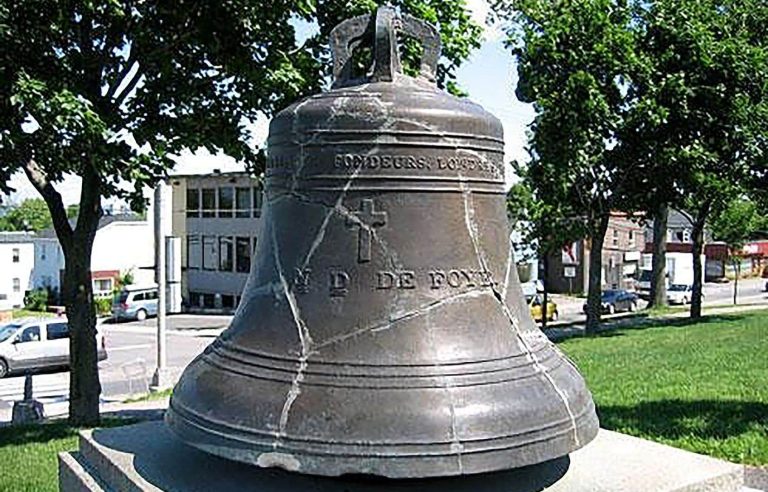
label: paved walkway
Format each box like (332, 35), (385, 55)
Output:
(543, 303), (768, 341)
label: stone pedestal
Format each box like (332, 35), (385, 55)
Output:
(58, 421), (750, 492)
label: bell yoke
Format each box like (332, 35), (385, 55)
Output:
(166, 6), (599, 478)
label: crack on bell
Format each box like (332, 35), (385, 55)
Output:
(312, 287), (489, 352)
(271, 223), (314, 447)
(501, 237), (515, 299)
(493, 294), (581, 448)
(301, 166), (362, 271)
(460, 177), (581, 448)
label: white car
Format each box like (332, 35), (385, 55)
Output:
(0, 318), (107, 378)
(667, 284), (694, 305)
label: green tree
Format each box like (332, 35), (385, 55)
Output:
(710, 197), (765, 304)
(0, 1), (481, 425)
(625, 0), (768, 318)
(66, 203), (79, 220)
(0, 198), (53, 231)
(507, 170), (586, 328)
(500, 0), (642, 334)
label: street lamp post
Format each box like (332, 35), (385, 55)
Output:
(151, 182), (172, 391)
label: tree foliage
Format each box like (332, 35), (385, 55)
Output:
(624, 0), (768, 317)
(500, 0), (643, 333)
(499, 0), (768, 325)
(0, 198), (52, 231)
(0, 0), (482, 424)
(710, 197), (766, 252)
(0, 197), (81, 231)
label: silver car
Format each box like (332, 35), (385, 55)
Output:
(112, 285), (159, 321)
(0, 318), (107, 378)
(667, 284), (694, 305)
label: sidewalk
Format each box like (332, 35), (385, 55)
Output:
(543, 302), (768, 341)
(0, 393), (169, 428)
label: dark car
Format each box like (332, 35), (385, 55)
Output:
(583, 289), (639, 315)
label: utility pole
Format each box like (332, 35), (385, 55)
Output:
(151, 182), (172, 391)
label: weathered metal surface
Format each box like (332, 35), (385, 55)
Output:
(166, 6), (599, 478)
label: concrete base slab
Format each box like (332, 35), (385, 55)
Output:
(59, 421), (746, 492)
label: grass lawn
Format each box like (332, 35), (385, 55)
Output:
(10, 309), (56, 319)
(0, 418), (133, 492)
(560, 310), (768, 465)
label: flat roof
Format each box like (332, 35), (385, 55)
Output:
(168, 171), (256, 180)
(0, 232), (36, 243)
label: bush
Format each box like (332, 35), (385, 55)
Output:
(94, 297), (112, 316)
(23, 289), (48, 311)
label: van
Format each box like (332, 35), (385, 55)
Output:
(0, 317), (107, 378)
(112, 285), (159, 321)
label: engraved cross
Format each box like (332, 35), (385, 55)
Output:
(347, 199), (387, 263)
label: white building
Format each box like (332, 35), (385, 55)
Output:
(34, 215), (155, 297)
(0, 233), (36, 309)
(167, 172), (263, 311)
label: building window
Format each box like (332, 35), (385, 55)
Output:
(12, 278), (20, 292)
(201, 188), (216, 218)
(253, 186), (263, 217)
(186, 188), (200, 218)
(40, 244), (47, 261)
(203, 236), (217, 270)
(46, 322), (70, 341)
(12, 248), (20, 263)
(236, 237), (251, 273)
(93, 278), (114, 298)
(202, 293), (215, 309)
(187, 235), (202, 270)
(218, 187), (234, 218)
(221, 295), (235, 309)
(612, 229), (619, 247)
(93, 278), (113, 295)
(236, 187), (251, 218)
(628, 230), (635, 248)
(219, 236), (233, 272)
(19, 326), (40, 343)
(189, 292), (201, 308)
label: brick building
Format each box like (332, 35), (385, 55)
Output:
(544, 213), (646, 294)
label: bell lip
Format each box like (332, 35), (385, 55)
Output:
(164, 397), (599, 479)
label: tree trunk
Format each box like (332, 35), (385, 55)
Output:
(585, 215), (610, 335)
(690, 211), (707, 320)
(649, 204), (668, 308)
(21, 157), (103, 425)
(62, 237), (102, 426)
(541, 254), (549, 329)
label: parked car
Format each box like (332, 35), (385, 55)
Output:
(583, 290), (638, 315)
(527, 294), (559, 322)
(0, 318), (107, 378)
(112, 285), (159, 321)
(667, 284), (694, 305)
(763, 268), (768, 292)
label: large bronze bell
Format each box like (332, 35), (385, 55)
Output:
(166, 6), (598, 478)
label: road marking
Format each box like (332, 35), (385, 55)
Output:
(107, 344), (153, 352)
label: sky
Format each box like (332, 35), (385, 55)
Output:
(5, 0), (534, 205)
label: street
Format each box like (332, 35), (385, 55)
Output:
(0, 315), (228, 421)
(549, 277), (768, 325)
(1, 280), (766, 422)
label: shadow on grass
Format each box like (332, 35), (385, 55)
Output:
(551, 311), (762, 343)
(598, 399), (768, 440)
(0, 416), (140, 447)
